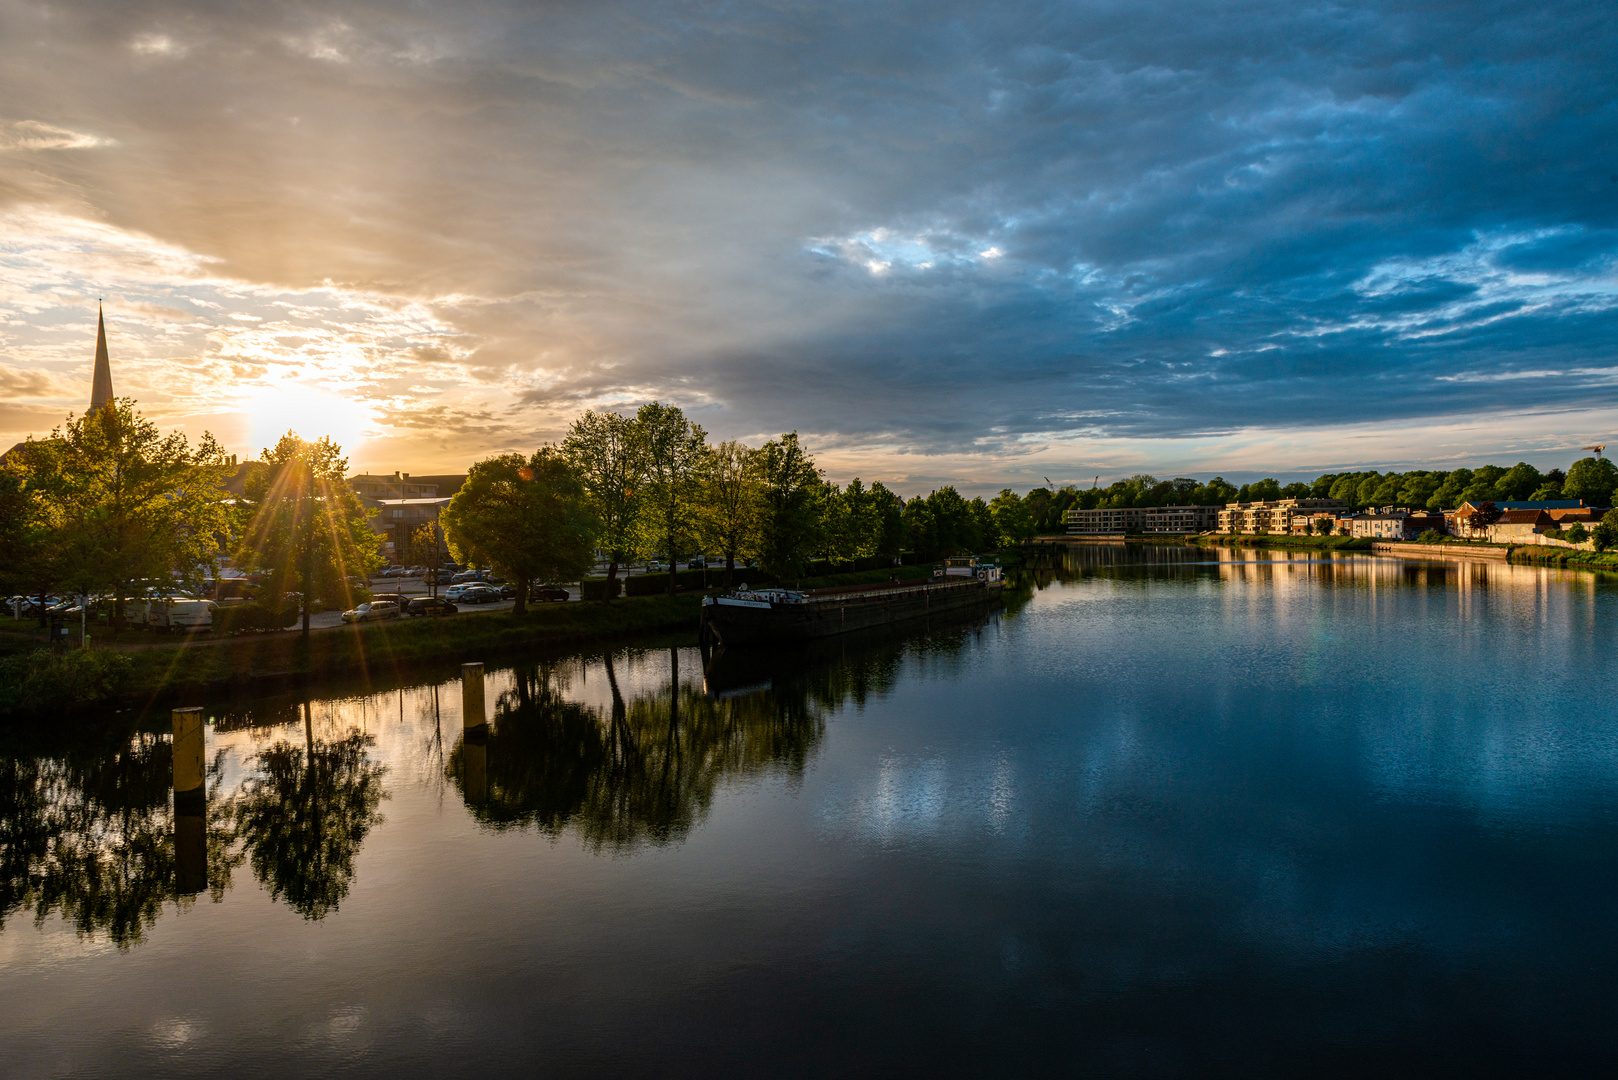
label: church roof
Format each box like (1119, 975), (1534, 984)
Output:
(90, 305), (114, 413)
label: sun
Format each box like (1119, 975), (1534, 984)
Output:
(247, 385), (373, 457)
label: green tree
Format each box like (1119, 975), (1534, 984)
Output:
(562, 410), (648, 601)
(440, 448), (598, 615)
(1565, 522), (1590, 544)
(1594, 508), (1618, 550)
(697, 440), (760, 588)
(989, 489), (1035, 546)
(870, 483), (906, 558)
(633, 403), (709, 595)
(755, 433), (822, 580)
(1564, 456), (1618, 508)
(1496, 462), (1544, 501)
(20, 401), (232, 629)
(0, 465), (53, 623)
(408, 522), (447, 595)
(236, 433), (379, 635)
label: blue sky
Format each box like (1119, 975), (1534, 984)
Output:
(1, 0), (1616, 494)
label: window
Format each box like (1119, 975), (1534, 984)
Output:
(392, 509), (404, 519)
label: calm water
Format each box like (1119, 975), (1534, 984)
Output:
(4, 546), (1618, 1076)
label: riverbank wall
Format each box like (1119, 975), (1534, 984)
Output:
(1370, 541), (1510, 561)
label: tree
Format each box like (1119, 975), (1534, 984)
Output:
(1465, 500), (1503, 537)
(1564, 456), (1618, 508)
(439, 448), (598, 615)
(562, 410), (648, 601)
(755, 433), (822, 580)
(870, 483), (906, 558)
(1594, 508), (1618, 551)
(236, 433), (380, 635)
(17, 401), (232, 630)
(696, 440), (760, 588)
(408, 523), (447, 595)
(989, 489), (1035, 547)
(0, 465), (53, 623)
(633, 403), (708, 595)
(1565, 522), (1590, 544)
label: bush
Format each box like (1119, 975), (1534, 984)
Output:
(1416, 530), (1444, 543)
(578, 577), (623, 601)
(1566, 523), (1589, 544)
(0, 648), (133, 713)
(212, 603), (299, 634)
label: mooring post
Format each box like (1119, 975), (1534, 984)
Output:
(461, 662), (488, 804)
(171, 707), (207, 894)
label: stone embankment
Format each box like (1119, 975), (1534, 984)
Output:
(1370, 542), (1508, 561)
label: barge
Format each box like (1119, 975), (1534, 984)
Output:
(701, 556), (1004, 645)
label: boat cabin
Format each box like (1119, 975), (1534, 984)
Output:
(937, 556), (1002, 583)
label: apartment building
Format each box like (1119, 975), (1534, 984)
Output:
(1218, 498), (1346, 534)
(1066, 504), (1222, 534)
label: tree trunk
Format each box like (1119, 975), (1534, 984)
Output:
(512, 577), (527, 616)
(724, 554), (734, 589)
(604, 556), (619, 602)
(666, 535), (678, 595)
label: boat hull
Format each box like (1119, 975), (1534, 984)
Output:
(703, 580), (1002, 645)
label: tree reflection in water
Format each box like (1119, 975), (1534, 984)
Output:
(0, 615), (989, 945)
(0, 730), (240, 949)
(447, 646), (830, 849)
(230, 702), (388, 920)
(443, 622), (991, 851)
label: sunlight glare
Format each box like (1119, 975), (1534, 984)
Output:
(247, 385), (372, 456)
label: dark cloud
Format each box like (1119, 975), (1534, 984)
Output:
(3, 0), (1616, 462)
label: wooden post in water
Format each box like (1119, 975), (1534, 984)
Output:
(461, 662), (488, 804)
(172, 707), (207, 894)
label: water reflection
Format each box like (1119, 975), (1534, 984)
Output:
(0, 617), (995, 944)
(231, 703), (388, 920)
(445, 647), (829, 849)
(0, 731), (239, 948)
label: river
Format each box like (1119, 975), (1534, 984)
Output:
(3, 545), (1617, 1076)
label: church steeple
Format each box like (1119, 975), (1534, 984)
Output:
(89, 304), (114, 414)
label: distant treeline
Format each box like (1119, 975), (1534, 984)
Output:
(1021, 457), (1618, 526)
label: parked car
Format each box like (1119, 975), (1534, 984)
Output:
(342, 600), (401, 623)
(689, 555), (707, 569)
(497, 583), (518, 599)
(645, 560), (663, 573)
(406, 596), (458, 617)
(531, 586), (569, 603)
(432, 569), (455, 585)
(450, 585), (501, 604)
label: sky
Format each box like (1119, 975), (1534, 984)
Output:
(2, 0), (1617, 497)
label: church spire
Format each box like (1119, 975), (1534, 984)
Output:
(89, 303), (114, 414)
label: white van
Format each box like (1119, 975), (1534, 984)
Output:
(133, 597), (218, 630)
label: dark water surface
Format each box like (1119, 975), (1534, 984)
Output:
(5, 546), (1618, 1076)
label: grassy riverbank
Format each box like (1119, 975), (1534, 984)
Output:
(0, 564), (953, 716)
(1, 593), (704, 716)
(1507, 547), (1618, 571)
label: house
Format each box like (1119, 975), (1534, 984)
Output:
(348, 471), (468, 562)
(1487, 509), (1555, 543)
(1349, 511), (1411, 540)
(1451, 499), (1587, 539)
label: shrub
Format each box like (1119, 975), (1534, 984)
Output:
(212, 603), (299, 634)
(1416, 530), (1444, 543)
(1566, 523), (1589, 544)
(579, 578), (623, 601)
(0, 648), (133, 713)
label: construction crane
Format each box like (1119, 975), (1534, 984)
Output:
(1092, 476), (1100, 489)
(1582, 444), (1607, 458)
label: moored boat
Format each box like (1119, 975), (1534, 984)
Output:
(701, 556), (1003, 645)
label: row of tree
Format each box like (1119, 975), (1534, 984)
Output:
(442, 404), (1025, 608)
(1008, 456), (1618, 521)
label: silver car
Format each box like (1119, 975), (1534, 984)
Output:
(342, 600), (401, 623)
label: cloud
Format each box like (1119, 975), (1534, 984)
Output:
(0, 0), (1615, 485)
(0, 120), (114, 152)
